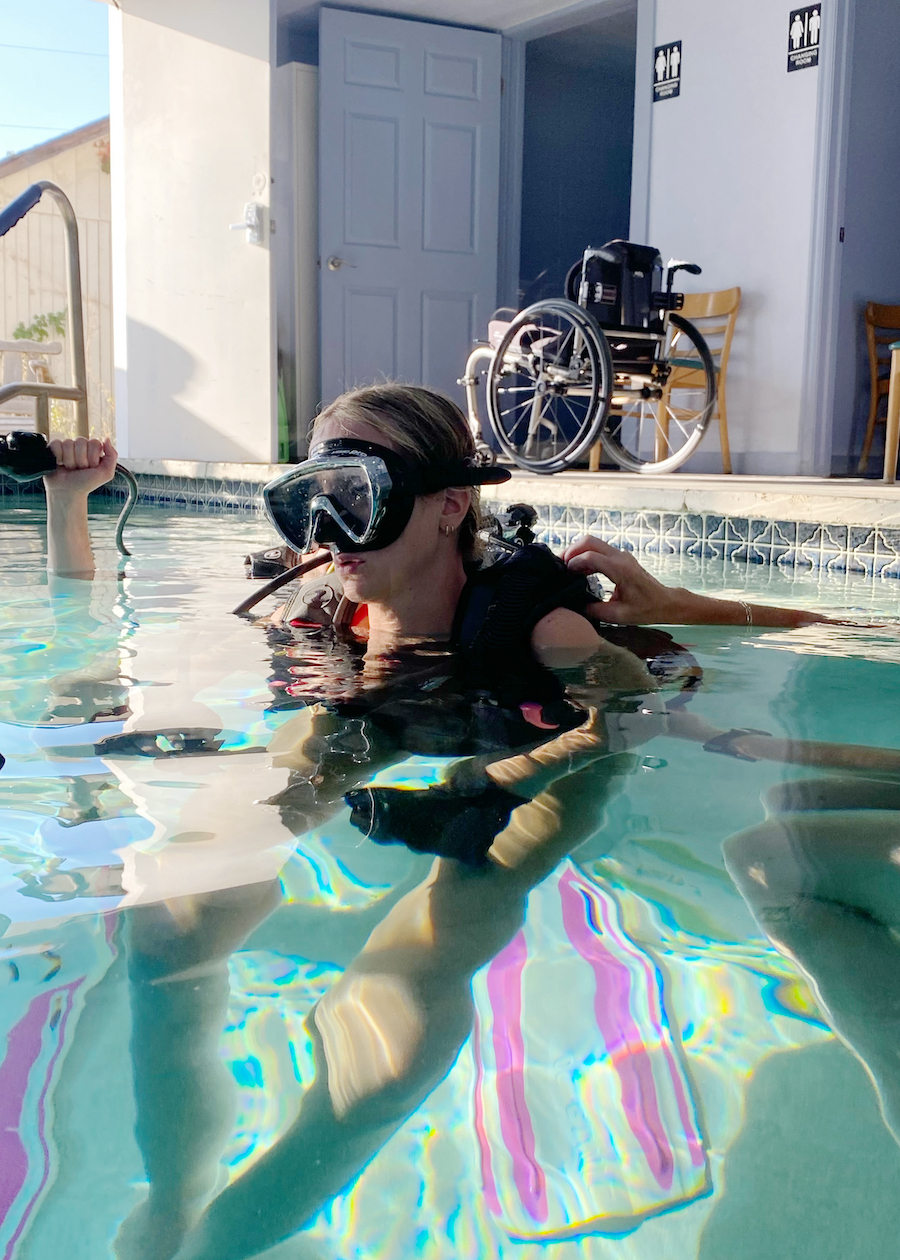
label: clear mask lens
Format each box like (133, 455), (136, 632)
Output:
(266, 462), (378, 550)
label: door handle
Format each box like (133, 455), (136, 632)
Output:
(326, 255), (356, 271)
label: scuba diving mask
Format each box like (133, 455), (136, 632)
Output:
(263, 439), (510, 554)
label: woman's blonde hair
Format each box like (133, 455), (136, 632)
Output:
(311, 384), (483, 558)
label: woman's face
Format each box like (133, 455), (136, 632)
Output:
(311, 417), (469, 607)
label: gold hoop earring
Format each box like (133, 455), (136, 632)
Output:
(440, 524), (456, 537)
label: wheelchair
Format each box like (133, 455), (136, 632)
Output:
(460, 241), (717, 474)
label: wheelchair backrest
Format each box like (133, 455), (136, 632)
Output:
(572, 240), (665, 333)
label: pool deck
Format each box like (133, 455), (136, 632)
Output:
(124, 459), (900, 527)
(7, 459), (900, 574)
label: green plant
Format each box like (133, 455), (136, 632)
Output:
(12, 309), (66, 343)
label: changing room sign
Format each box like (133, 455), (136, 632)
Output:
(653, 41), (681, 101)
(788, 5), (821, 71)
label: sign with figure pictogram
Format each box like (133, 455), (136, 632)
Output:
(788, 5), (821, 71)
(653, 41), (681, 101)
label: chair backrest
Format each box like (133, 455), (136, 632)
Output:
(679, 287), (741, 372)
(671, 287), (741, 403)
(0, 339), (63, 425)
(864, 302), (900, 380)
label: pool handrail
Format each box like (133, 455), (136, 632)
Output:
(0, 181), (89, 437)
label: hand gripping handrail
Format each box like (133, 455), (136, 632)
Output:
(0, 181), (136, 555)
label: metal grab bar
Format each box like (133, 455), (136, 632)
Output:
(0, 180), (88, 437)
(0, 182), (136, 556)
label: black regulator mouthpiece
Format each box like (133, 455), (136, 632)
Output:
(0, 430), (57, 483)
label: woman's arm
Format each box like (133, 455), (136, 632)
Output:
(563, 534), (827, 628)
(43, 437), (118, 578)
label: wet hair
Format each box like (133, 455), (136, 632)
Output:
(311, 384), (482, 559)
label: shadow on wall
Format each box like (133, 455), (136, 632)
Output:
(127, 320), (261, 463)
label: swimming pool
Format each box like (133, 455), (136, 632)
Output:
(3, 503), (900, 1260)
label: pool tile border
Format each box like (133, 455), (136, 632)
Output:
(5, 471), (900, 579)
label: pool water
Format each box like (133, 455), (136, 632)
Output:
(3, 505), (900, 1260)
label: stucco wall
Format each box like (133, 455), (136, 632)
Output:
(111, 0), (274, 462)
(646, 0), (820, 474)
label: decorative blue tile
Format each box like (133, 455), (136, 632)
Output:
(748, 518), (774, 545)
(644, 537), (677, 555)
(684, 514), (703, 540)
(705, 515), (725, 541)
(661, 512), (682, 539)
(746, 545), (771, 564)
(849, 526), (876, 554)
(796, 522), (822, 548)
(877, 527), (900, 555)
(639, 511), (660, 535)
(725, 517), (749, 542)
(822, 523), (848, 552)
(773, 520), (797, 547)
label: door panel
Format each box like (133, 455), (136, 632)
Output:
(345, 114), (400, 246)
(421, 291), (474, 399)
(320, 6), (501, 405)
(424, 52), (481, 100)
(344, 289), (398, 383)
(423, 123), (477, 253)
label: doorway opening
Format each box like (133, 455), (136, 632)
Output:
(518, 3), (638, 308)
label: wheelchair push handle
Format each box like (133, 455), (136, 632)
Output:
(666, 258), (702, 282)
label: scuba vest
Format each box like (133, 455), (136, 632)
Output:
(276, 541), (701, 742)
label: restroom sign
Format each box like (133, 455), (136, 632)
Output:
(788, 5), (821, 71)
(653, 41), (681, 101)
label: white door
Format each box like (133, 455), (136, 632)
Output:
(319, 6), (501, 407)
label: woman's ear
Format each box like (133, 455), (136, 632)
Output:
(441, 487), (471, 529)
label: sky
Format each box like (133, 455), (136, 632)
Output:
(0, 0), (109, 158)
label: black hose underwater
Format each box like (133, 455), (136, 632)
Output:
(113, 462), (138, 557)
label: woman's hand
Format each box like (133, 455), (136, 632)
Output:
(44, 438), (118, 577)
(44, 437), (117, 499)
(562, 534), (684, 624)
(563, 533), (829, 628)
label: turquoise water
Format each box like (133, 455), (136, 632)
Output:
(3, 505), (900, 1259)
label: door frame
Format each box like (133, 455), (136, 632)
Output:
(497, 0), (645, 310)
(797, 0), (854, 476)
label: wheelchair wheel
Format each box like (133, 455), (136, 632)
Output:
(486, 299), (612, 474)
(599, 314), (716, 473)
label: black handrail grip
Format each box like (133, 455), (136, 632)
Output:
(0, 183), (43, 238)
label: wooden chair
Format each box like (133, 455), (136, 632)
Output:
(0, 339), (63, 437)
(859, 302), (900, 474)
(675, 287), (741, 474)
(587, 286), (740, 473)
(883, 340), (900, 483)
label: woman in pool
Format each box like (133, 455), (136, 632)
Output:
(41, 393), (897, 1260)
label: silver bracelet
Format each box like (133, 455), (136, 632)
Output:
(738, 600), (753, 627)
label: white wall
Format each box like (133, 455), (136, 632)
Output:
(111, 0), (275, 462)
(645, 0), (820, 474)
(829, 0), (900, 474)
